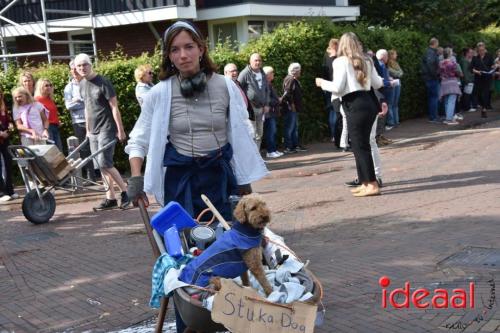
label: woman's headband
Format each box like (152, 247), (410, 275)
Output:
(163, 21), (201, 43)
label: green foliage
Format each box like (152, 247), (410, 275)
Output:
(1, 20), (499, 176)
(351, 0), (500, 36)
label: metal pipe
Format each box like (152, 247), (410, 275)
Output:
(0, 0), (21, 16)
(88, 0), (98, 65)
(39, 0), (52, 64)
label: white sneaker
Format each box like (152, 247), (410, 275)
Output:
(276, 151), (284, 157)
(266, 152), (281, 159)
(11, 193), (19, 200)
(385, 126), (394, 131)
(467, 108), (477, 112)
(453, 114), (464, 121)
(0, 195), (12, 203)
(443, 120), (459, 125)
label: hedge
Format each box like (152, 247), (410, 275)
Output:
(1, 20), (499, 174)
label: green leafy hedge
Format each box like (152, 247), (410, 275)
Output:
(1, 20), (499, 175)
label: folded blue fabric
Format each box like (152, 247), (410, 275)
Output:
(150, 253), (192, 308)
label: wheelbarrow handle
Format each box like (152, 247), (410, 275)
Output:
(137, 197), (169, 333)
(138, 198), (166, 258)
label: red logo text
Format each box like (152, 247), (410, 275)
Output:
(379, 276), (475, 309)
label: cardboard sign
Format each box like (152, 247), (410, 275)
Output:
(212, 279), (318, 333)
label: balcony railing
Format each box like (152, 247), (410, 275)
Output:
(0, 0), (190, 24)
(195, 0), (339, 9)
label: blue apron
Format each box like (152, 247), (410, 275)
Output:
(163, 142), (237, 221)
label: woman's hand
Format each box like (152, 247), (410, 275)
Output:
(117, 129), (127, 142)
(315, 78), (323, 87)
(378, 102), (388, 117)
(127, 176), (149, 207)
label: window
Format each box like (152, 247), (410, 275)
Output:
(248, 20), (264, 40)
(70, 33), (94, 56)
(213, 22), (237, 45)
(5, 40), (17, 54)
(267, 21), (288, 33)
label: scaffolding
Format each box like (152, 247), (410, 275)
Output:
(0, 0), (97, 71)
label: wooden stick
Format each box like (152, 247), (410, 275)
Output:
(155, 297), (169, 333)
(138, 199), (169, 333)
(201, 194), (231, 230)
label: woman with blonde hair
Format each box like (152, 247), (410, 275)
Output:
(316, 32), (383, 197)
(12, 87), (49, 145)
(18, 71), (36, 96)
(322, 38), (346, 147)
(34, 78), (63, 151)
(134, 64), (154, 106)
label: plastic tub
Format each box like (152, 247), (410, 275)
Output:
(150, 201), (197, 235)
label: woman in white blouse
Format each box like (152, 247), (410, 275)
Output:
(316, 32), (383, 197)
(125, 21), (267, 217)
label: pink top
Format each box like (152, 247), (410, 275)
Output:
(13, 102), (48, 138)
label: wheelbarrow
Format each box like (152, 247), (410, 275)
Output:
(8, 138), (116, 224)
(137, 198), (324, 333)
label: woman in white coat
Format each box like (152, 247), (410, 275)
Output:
(125, 21), (267, 218)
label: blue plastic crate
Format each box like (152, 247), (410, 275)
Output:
(150, 201), (197, 235)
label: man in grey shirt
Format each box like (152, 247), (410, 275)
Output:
(74, 53), (129, 210)
(238, 53), (270, 151)
(64, 60), (96, 182)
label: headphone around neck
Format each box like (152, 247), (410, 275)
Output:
(179, 71), (207, 98)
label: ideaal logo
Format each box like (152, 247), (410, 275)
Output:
(379, 276), (475, 309)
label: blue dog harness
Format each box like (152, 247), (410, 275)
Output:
(179, 221), (263, 286)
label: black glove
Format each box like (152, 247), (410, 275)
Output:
(127, 176), (149, 207)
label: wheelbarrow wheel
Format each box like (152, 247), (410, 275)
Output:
(22, 189), (56, 224)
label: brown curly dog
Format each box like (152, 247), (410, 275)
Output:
(210, 194), (274, 296)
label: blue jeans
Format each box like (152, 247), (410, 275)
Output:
(264, 117), (278, 153)
(383, 87), (395, 126)
(444, 94), (457, 121)
(283, 111), (298, 149)
(328, 108), (337, 138)
(48, 123), (63, 152)
(425, 80), (439, 121)
(389, 84), (401, 125)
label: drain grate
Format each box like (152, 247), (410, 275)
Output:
(438, 247), (500, 270)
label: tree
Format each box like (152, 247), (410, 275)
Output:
(351, 0), (500, 35)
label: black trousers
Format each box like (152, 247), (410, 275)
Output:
(0, 141), (14, 195)
(342, 90), (378, 183)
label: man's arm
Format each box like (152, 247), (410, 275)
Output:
(64, 83), (84, 111)
(109, 96), (126, 142)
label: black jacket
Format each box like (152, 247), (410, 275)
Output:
(421, 47), (440, 81)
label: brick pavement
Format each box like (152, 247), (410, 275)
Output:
(0, 109), (499, 332)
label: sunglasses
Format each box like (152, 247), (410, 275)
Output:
(44, 84), (53, 87)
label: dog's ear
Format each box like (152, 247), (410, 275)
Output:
(233, 199), (247, 224)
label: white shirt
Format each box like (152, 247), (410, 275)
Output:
(125, 75), (268, 205)
(321, 56), (383, 98)
(254, 72), (263, 89)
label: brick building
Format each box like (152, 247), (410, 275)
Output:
(0, 0), (359, 65)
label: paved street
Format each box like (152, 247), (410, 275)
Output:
(1, 110), (500, 333)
